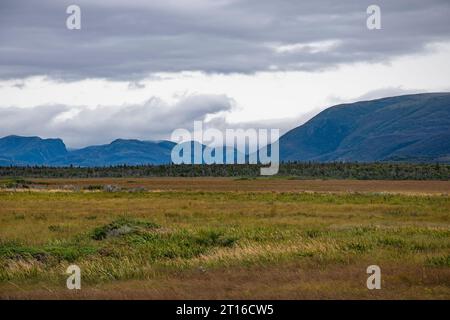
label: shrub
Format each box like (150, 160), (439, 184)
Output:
(92, 217), (159, 240)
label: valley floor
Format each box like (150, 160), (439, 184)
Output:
(0, 178), (449, 299)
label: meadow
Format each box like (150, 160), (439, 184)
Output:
(0, 178), (449, 299)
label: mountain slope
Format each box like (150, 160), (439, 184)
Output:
(280, 93), (450, 162)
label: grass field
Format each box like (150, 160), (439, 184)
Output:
(0, 178), (449, 299)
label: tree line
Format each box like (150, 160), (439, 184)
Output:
(0, 162), (448, 180)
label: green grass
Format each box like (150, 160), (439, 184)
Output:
(0, 239), (97, 263)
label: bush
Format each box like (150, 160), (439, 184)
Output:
(92, 217), (159, 240)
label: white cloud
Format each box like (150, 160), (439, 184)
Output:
(273, 40), (342, 54)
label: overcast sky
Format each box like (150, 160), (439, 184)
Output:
(1, 0), (449, 147)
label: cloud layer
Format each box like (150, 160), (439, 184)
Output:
(1, 0), (449, 79)
(0, 95), (234, 148)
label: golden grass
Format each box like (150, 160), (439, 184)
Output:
(0, 178), (449, 299)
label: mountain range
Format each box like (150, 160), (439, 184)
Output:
(1, 93), (449, 166)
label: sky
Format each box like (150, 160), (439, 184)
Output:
(0, 0), (449, 148)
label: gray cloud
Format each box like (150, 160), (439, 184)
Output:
(0, 94), (234, 148)
(1, 0), (449, 80)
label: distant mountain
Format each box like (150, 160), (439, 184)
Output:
(0, 135), (67, 165)
(51, 139), (175, 166)
(0, 93), (449, 166)
(280, 93), (450, 162)
(0, 137), (238, 166)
